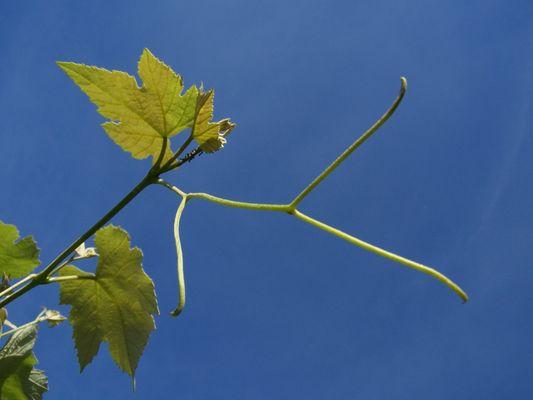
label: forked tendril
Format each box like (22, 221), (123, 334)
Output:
(158, 78), (468, 317)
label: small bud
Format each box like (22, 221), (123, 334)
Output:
(75, 243), (97, 259)
(43, 309), (67, 328)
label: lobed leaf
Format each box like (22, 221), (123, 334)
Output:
(58, 225), (158, 378)
(0, 221), (40, 279)
(57, 49), (199, 163)
(137, 49), (199, 136)
(0, 325), (48, 399)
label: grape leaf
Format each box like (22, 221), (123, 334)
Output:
(137, 49), (199, 136)
(0, 325), (48, 400)
(58, 225), (158, 378)
(57, 49), (198, 162)
(192, 89), (235, 153)
(0, 221), (40, 279)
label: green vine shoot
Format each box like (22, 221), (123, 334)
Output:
(0, 49), (467, 398)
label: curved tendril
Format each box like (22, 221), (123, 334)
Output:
(171, 195), (188, 317)
(292, 210), (468, 302)
(290, 77), (408, 209)
(156, 78), (468, 303)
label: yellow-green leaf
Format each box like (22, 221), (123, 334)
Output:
(0, 221), (40, 279)
(138, 49), (199, 136)
(192, 89), (235, 153)
(58, 225), (158, 378)
(57, 49), (199, 162)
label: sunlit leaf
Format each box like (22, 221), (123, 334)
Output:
(57, 49), (199, 163)
(0, 221), (40, 279)
(58, 225), (158, 378)
(137, 49), (199, 136)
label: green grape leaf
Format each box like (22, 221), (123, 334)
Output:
(192, 89), (235, 153)
(0, 221), (40, 279)
(57, 48), (199, 163)
(0, 325), (48, 400)
(137, 49), (199, 136)
(58, 225), (158, 378)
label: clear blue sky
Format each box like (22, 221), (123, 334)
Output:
(1, 1), (532, 399)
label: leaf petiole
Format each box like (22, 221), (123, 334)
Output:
(0, 124), (203, 309)
(0, 173), (156, 309)
(160, 135), (194, 173)
(0, 308), (65, 339)
(45, 274), (96, 284)
(0, 274), (37, 299)
(151, 137), (169, 170)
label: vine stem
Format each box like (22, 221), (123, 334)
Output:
(47, 254), (76, 278)
(0, 274), (37, 299)
(0, 319), (40, 339)
(0, 77), (468, 317)
(0, 130), (199, 309)
(0, 174), (155, 308)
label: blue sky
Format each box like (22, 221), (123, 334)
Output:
(1, 0), (532, 398)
